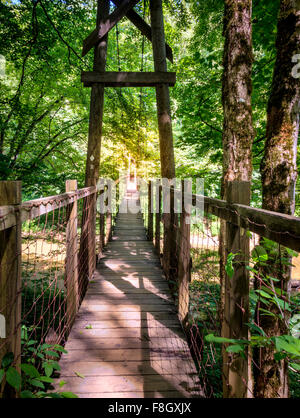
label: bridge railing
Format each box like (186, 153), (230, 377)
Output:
(142, 179), (300, 398)
(0, 179), (118, 396)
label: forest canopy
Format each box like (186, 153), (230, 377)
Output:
(0, 0), (298, 208)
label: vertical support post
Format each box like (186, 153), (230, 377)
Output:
(155, 182), (162, 253)
(65, 180), (79, 327)
(80, 0), (109, 293)
(105, 185), (112, 244)
(99, 188), (105, 257)
(85, 0), (110, 188)
(0, 181), (22, 398)
(177, 179), (191, 328)
(149, 0), (177, 281)
(222, 180), (250, 398)
(147, 181), (153, 241)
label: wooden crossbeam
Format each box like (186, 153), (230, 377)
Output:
(82, 0), (173, 63)
(81, 71), (176, 87)
(82, 0), (140, 57)
(111, 0), (173, 63)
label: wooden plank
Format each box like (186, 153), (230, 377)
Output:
(57, 359), (194, 376)
(79, 304), (176, 312)
(71, 317), (178, 329)
(68, 391), (187, 398)
(83, 294), (172, 304)
(82, 0), (140, 57)
(74, 311), (173, 321)
(63, 327), (184, 340)
(111, 0), (173, 63)
(54, 375), (201, 396)
(81, 71), (176, 87)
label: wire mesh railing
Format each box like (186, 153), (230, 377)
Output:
(142, 179), (300, 398)
(0, 179), (118, 397)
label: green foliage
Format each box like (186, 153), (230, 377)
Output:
(0, 326), (77, 398)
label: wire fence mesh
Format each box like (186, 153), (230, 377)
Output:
(142, 179), (300, 398)
(0, 185), (114, 389)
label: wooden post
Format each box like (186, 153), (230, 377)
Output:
(149, 0), (177, 281)
(222, 180), (250, 398)
(98, 188), (105, 258)
(85, 0), (110, 188)
(65, 180), (79, 327)
(148, 181), (153, 242)
(105, 185), (112, 244)
(177, 180), (191, 328)
(80, 0), (109, 287)
(0, 181), (22, 398)
(155, 182), (162, 253)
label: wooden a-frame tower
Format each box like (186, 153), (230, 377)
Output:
(82, 0), (176, 187)
(82, 0), (177, 280)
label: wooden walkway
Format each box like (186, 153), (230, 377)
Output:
(55, 191), (203, 398)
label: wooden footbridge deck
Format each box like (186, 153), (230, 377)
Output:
(55, 191), (203, 398)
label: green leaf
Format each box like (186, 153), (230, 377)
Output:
(246, 322), (266, 337)
(74, 371), (85, 379)
(59, 380), (67, 387)
(46, 393), (63, 398)
(44, 350), (59, 358)
(225, 252), (235, 279)
(21, 363), (40, 378)
(53, 345), (68, 354)
(60, 391), (78, 398)
(38, 376), (54, 383)
(255, 289), (272, 299)
(6, 367), (21, 391)
(51, 361), (61, 371)
(251, 245), (268, 262)
(1, 352), (14, 369)
(21, 390), (35, 398)
(205, 334), (242, 344)
(44, 363), (53, 377)
(290, 362), (300, 371)
(275, 336), (300, 356)
(29, 379), (45, 389)
(226, 344), (244, 353)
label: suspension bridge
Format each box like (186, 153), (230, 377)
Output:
(53, 186), (203, 398)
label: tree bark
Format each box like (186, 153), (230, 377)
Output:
(220, 0), (254, 398)
(256, 0), (300, 398)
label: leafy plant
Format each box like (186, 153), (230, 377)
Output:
(0, 326), (78, 398)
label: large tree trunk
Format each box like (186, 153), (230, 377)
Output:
(220, 0), (254, 398)
(256, 0), (300, 398)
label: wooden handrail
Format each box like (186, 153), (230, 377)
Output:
(0, 186), (97, 232)
(159, 186), (300, 252)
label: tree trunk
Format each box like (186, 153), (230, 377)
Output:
(256, 0), (300, 398)
(220, 0), (254, 398)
